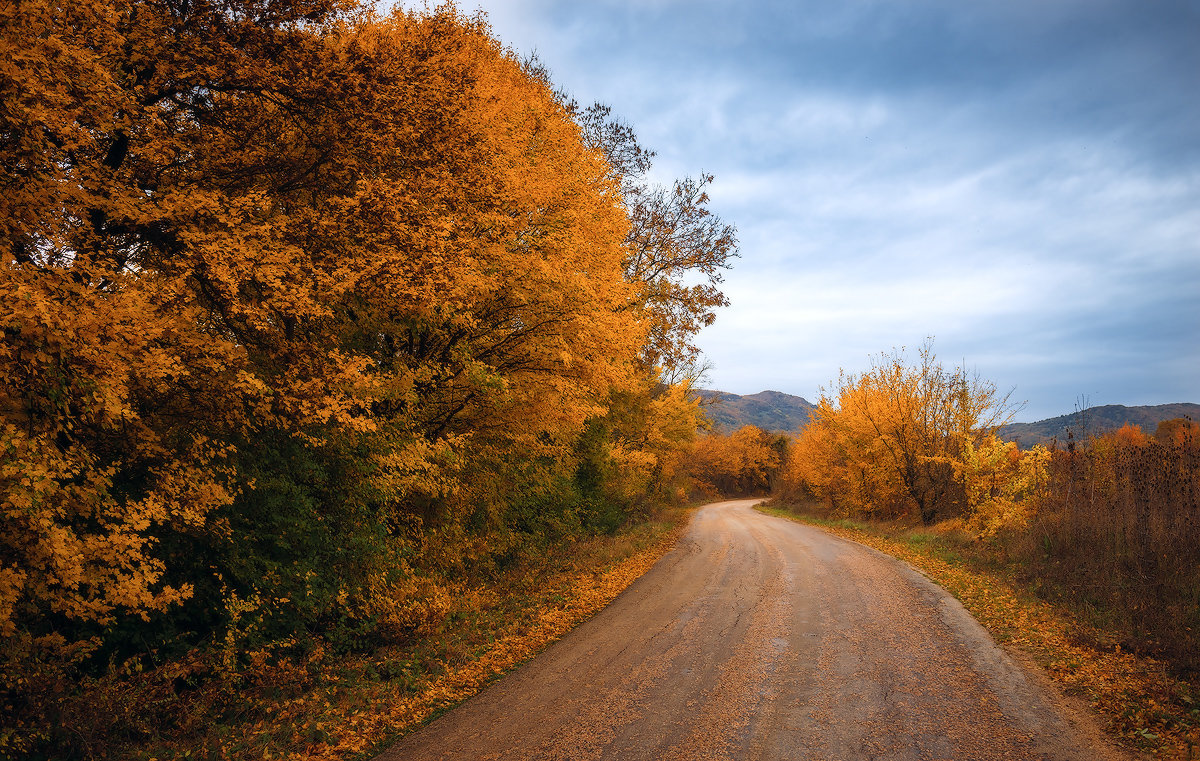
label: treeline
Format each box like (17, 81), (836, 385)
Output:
(0, 2), (736, 755)
(688, 424), (787, 497)
(774, 341), (1200, 670)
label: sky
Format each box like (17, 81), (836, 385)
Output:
(426, 0), (1197, 422)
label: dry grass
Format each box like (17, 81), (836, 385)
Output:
(1015, 434), (1200, 672)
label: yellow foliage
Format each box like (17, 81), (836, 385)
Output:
(959, 438), (1049, 537)
(597, 373), (704, 504)
(0, 0), (644, 642)
(781, 340), (1017, 524)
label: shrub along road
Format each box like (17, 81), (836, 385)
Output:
(376, 499), (1131, 760)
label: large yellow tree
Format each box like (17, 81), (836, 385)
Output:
(784, 341), (1016, 523)
(0, 0), (643, 659)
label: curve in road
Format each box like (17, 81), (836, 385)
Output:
(377, 499), (1126, 761)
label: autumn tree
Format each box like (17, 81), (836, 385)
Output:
(783, 341), (1017, 524)
(957, 435), (1050, 537)
(1, 0), (365, 661)
(1, 3), (747, 754)
(1, 0), (652, 682)
(577, 371), (706, 514)
(513, 67), (740, 524)
(572, 103), (739, 372)
(689, 425), (784, 497)
(1154, 417), (1200, 448)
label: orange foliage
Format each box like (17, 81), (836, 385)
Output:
(1114, 423), (1151, 447)
(689, 426), (783, 497)
(1, 0), (640, 628)
(2, 2), (737, 756)
(1154, 417), (1200, 447)
(592, 373), (704, 507)
(0, 0), (748, 756)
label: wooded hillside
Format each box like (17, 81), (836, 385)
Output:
(698, 390), (815, 433)
(998, 403), (1200, 448)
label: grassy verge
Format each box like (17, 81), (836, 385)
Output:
(124, 507), (691, 761)
(759, 501), (1200, 760)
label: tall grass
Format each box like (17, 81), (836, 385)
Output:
(1012, 424), (1199, 672)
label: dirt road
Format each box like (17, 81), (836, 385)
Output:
(377, 499), (1125, 761)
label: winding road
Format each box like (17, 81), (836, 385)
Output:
(377, 499), (1125, 761)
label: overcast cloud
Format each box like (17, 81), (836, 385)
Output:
(428, 0), (1199, 421)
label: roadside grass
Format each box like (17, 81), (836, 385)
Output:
(759, 501), (1200, 760)
(124, 507), (691, 761)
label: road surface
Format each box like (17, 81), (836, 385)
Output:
(377, 499), (1125, 761)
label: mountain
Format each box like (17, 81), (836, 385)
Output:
(698, 391), (1198, 445)
(997, 403), (1200, 449)
(698, 390), (816, 433)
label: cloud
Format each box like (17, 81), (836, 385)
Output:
(442, 0), (1200, 420)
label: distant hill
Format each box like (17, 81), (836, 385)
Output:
(998, 403), (1200, 449)
(698, 390), (816, 433)
(698, 392), (1198, 445)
